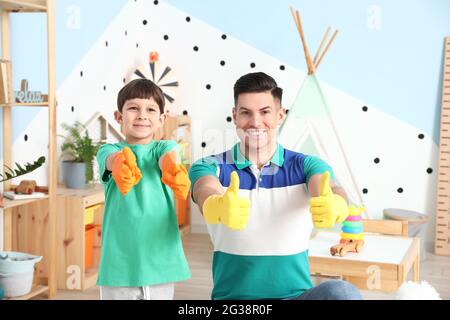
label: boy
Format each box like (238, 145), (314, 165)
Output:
(96, 78), (191, 300)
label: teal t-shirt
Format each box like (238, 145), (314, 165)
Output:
(96, 140), (191, 286)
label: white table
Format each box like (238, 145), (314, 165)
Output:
(308, 231), (420, 292)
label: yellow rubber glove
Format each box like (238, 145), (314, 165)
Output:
(309, 171), (349, 228)
(160, 152), (191, 200)
(112, 147), (142, 196)
(202, 171), (251, 231)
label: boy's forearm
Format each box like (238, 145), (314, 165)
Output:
(106, 152), (119, 171)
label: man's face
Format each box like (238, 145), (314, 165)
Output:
(233, 91), (285, 153)
(114, 97), (165, 144)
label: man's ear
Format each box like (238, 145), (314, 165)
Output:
(277, 106), (286, 126)
(114, 110), (122, 124)
(232, 107), (237, 123)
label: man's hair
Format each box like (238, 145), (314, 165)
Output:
(233, 72), (283, 106)
(117, 78), (165, 113)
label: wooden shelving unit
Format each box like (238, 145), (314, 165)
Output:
(0, 102), (49, 107)
(156, 115), (192, 235)
(3, 284), (48, 300)
(56, 185), (104, 290)
(1, 0), (56, 299)
(2, 196), (49, 210)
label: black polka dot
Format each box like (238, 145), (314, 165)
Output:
(105, 41), (108, 47)
(143, 20), (148, 25)
(362, 188), (368, 194)
(164, 35), (169, 40)
(24, 134), (28, 142)
(124, 30), (127, 36)
(201, 142), (206, 148)
(136, 43), (139, 48)
(220, 60), (225, 66)
(250, 62), (256, 68)
(397, 188), (404, 193)
(427, 168), (433, 174)
(362, 106), (368, 112)
(418, 133), (425, 139)
(71, 106), (75, 112)
(285, 109), (290, 114)
(374, 158), (380, 164)
(103, 85), (106, 91)
(206, 84), (211, 90)
(123, 78), (126, 83)
(186, 16), (191, 22)
(193, 46), (199, 51)
(221, 34), (227, 40)
(80, 71), (83, 77)
(154, 0), (158, 4)
(280, 65), (285, 71)
(226, 116), (232, 122)
(182, 110), (188, 115)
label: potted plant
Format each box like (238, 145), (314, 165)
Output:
(0, 156), (46, 207)
(60, 121), (103, 189)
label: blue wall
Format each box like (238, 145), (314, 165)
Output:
(165, 0), (450, 144)
(0, 0), (126, 148)
(1, 0), (449, 145)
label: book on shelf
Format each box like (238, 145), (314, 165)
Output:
(2, 191), (47, 200)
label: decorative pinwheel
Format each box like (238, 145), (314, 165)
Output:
(132, 51), (179, 114)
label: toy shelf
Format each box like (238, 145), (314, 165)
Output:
(0, 102), (49, 107)
(0, 0), (47, 12)
(4, 285), (48, 300)
(1, 196), (49, 209)
(155, 115), (192, 235)
(56, 185), (105, 290)
(1, 0), (57, 299)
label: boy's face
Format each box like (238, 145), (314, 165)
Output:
(114, 97), (165, 145)
(233, 91), (285, 153)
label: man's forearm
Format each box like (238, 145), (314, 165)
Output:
(331, 186), (349, 204)
(192, 176), (224, 213)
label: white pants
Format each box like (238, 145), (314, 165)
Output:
(100, 283), (174, 300)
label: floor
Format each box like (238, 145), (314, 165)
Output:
(38, 233), (450, 300)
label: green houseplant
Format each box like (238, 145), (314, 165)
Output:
(60, 121), (103, 188)
(0, 156), (46, 207)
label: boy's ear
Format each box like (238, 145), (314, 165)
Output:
(114, 110), (122, 124)
(159, 112), (167, 124)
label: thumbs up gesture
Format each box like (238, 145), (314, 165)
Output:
(309, 171), (349, 228)
(202, 171), (251, 230)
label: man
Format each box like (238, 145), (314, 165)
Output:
(189, 72), (362, 300)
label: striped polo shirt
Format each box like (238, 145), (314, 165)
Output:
(189, 143), (335, 300)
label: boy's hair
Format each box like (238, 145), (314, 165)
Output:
(233, 72), (283, 106)
(117, 78), (165, 113)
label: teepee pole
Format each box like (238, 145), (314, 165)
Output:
(313, 27), (331, 65)
(290, 7), (315, 74)
(317, 80), (367, 216)
(315, 29), (339, 70)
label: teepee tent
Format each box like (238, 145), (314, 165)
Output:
(279, 8), (367, 216)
